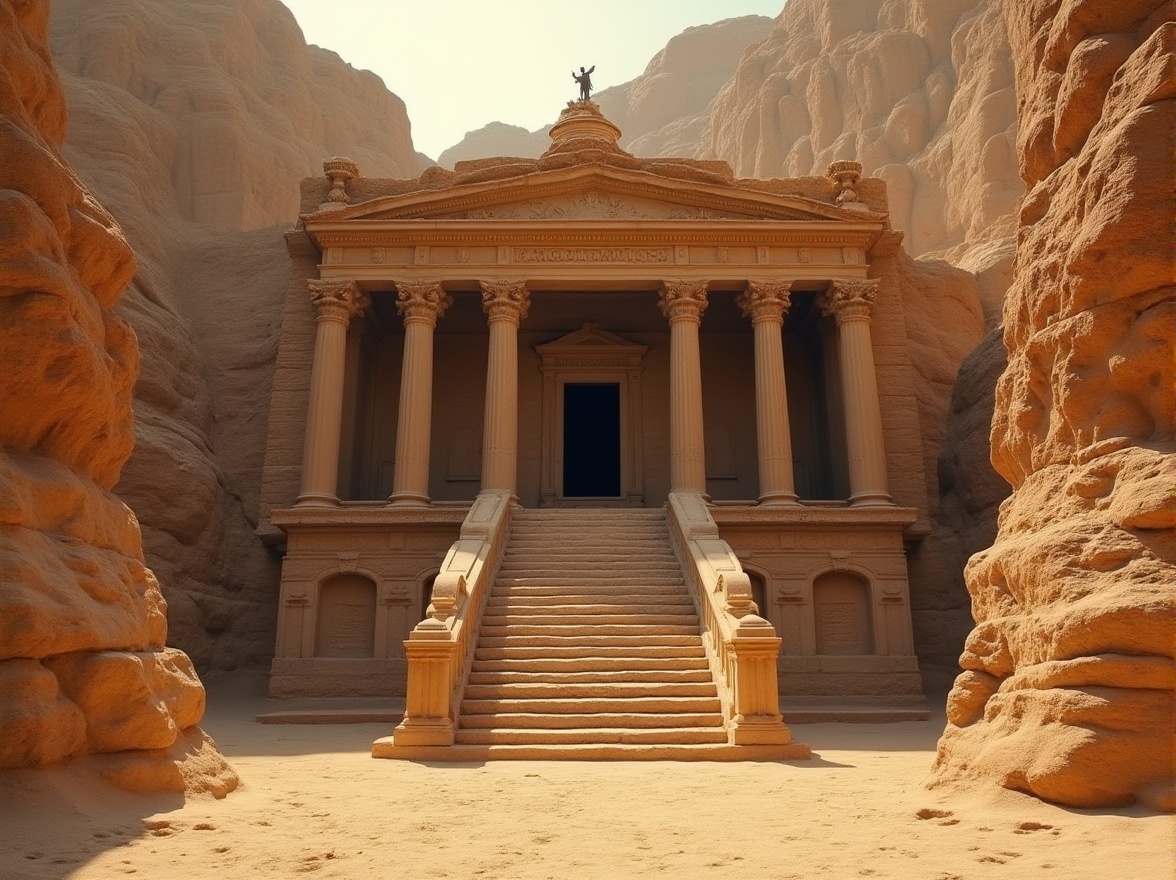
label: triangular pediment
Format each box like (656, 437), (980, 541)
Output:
(307, 165), (880, 225)
(536, 324), (648, 367)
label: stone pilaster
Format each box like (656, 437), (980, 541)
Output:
(738, 280), (800, 506)
(297, 279), (368, 507)
(480, 280), (530, 494)
(388, 281), (451, 507)
(823, 278), (891, 506)
(659, 280), (708, 494)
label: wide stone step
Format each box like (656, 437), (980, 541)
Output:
(461, 696), (721, 716)
(481, 613), (697, 627)
(453, 727), (729, 745)
(474, 644), (706, 660)
(496, 576), (685, 588)
(479, 623), (700, 637)
(458, 711), (724, 729)
(485, 595), (694, 609)
(471, 656), (710, 673)
(475, 634), (704, 649)
(467, 668), (713, 685)
(463, 682), (717, 700)
(496, 559), (679, 571)
(491, 584), (688, 598)
(503, 537), (669, 547)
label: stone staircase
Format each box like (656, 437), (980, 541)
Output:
(454, 508), (728, 755)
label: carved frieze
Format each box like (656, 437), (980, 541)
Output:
(512, 247), (671, 264)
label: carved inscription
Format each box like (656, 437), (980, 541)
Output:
(327, 603), (373, 654)
(513, 247), (671, 264)
(817, 603), (857, 648)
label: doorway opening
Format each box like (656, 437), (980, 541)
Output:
(563, 383), (621, 497)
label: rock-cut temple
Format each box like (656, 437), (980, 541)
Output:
(257, 102), (930, 758)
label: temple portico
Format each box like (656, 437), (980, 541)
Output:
(259, 102), (929, 726)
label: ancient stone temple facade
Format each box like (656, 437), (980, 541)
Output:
(258, 103), (930, 753)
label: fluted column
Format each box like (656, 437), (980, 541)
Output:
(388, 281), (451, 507)
(480, 280), (530, 494)
(297, 279), (368, 507)
(823, 279), (891, 506)
(739, 280), (800, 506)
(659, 280), (709, 494)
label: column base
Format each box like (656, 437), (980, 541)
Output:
(757, 491), (801, 507)
(294, 492), (341, 508)
(849, 490), (893, 507)
(386, 492), (431, 508)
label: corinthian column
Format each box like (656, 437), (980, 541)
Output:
(297, 279), (368, 507)
(480, 280), (530, 494)
(659, 280), (708, 494)
(738, 280), (799, 506)
(388, 281), (451, 507)
(823, 279), (891, 506)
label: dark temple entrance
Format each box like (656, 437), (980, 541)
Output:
(563, 383), (621, 497)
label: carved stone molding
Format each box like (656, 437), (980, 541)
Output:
(395, 280), (452, 324)
(738, 280), (793, 323)
(822, 278), (879, 323)
(308, 279), (368, 322)
(480, 279), (530, 323)
(658, 279), (708, 322)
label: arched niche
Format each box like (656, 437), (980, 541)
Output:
(812, 571), (873, 655)
(314, 573), (377, 658)
(746, 569), (769, 620)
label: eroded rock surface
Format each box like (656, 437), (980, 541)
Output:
(929, 0), (1175, 809)
(46, 0), (430, 670)
(0, 0), (236, 795)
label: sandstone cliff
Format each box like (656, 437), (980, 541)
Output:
(47, 0), (430, 670)
(930, 0), (1175, 809)
(0, 0), (236, 795)
(436, 16), (774, 167)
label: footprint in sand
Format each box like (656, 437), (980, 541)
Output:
(915, 808), (960, 826)
(1014, 821), (1056, 834)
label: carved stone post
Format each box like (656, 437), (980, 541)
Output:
(823, 279), (891, 505)
(739, 280), (800, 506)
(659, 280), (708, 494)
(388, 281), (451, 507)
(480, 280), (530, 494)
(297, 279), (368, 507)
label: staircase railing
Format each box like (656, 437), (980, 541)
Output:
(666, 490), (792, 745)
(392, 490), (513, 746)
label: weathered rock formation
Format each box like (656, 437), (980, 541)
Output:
(46, 0), (430, 670)
(0, 0), (235, 795)
(436, 16), (774, 167)
(930, 0), (1175, 809)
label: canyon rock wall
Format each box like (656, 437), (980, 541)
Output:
(437, 16), (773, 167)
(930, 0), (1175, 809)
(0, 0), (235, 795)
(46, 0), (429, 670)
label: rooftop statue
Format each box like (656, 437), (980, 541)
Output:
(572, 65), (595, 102)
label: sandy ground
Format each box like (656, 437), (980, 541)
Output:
(1, 673), (1171, 880)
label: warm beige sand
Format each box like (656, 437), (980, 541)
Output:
(2, 672), (1171, 880)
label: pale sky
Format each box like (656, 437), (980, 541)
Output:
(280, 0), (785, 160)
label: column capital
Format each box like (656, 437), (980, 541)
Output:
(480, 280), (530, 323)
(659, 280), (708, 322)
(822, 278), (879, 323)
(395, 281), (452, 324)
(738, 280), (793, 322)
(309, 279), (368, 322)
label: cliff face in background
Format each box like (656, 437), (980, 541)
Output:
(47, 0), (429, 671)
(930, 0), (1175, 809)
(0, 0), (235, 794)
(437, 16), (774, 168)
